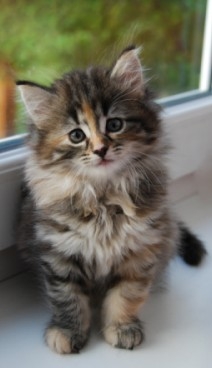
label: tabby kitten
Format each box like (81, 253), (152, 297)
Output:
(17, 46), (206, 354)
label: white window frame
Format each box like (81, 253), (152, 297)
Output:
(199, 0), (212, 91)
(157, 0), (212, 105)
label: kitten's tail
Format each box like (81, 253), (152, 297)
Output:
(178, 223), (206, 266)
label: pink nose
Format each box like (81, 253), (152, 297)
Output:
(93, 146), (108, 158)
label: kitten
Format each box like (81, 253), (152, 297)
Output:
(17, 46), (206, 354)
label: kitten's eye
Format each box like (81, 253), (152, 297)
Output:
(106, 118), (123, 133)
(69, 129), (86, 144)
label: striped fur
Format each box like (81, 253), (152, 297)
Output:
(17, 47), (205, 353)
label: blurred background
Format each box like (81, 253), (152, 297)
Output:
(0, 0), (207, 138)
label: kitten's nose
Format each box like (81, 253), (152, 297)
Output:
(93, 146), (108, 158)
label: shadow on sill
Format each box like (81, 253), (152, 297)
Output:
(0, 245), (25, 283)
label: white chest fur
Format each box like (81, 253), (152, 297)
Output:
(37, 203), (160, 278)
(30, 161), (162, 277)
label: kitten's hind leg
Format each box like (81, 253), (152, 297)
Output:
(42, 263), (91, 354)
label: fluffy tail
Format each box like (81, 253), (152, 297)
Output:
(178, 224), (206, 266)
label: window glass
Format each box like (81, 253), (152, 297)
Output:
(0, 0), (208, 139)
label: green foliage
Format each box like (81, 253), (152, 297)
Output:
(0, 0), (207, 96)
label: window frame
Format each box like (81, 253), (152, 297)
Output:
(199, 0), (212, 92)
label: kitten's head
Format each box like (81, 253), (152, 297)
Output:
(18, 46), (162, 182)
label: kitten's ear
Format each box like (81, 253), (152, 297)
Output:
(111, 46), (144, 94)
(17, 81), (53, 126)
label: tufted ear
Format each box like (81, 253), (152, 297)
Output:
(17, 81), (53, 126)
(111, 46), (144, 94)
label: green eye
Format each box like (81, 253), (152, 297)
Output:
(69, 129), (86, 144)
(106, 118), (123, 133)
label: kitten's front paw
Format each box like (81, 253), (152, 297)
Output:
(103, 319), (144, 350)
(45, 326), (87, 354)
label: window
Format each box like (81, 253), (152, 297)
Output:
(0, 0), (211, 140)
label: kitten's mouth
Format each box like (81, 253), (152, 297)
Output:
(98, 158), (114, 166)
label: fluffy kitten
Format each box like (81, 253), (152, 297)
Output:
(17, 46), (206, 354)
